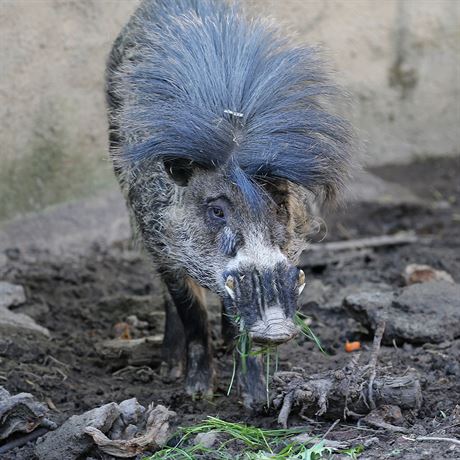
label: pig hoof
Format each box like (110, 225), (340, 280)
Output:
(238, 355), (267, 410)
(185, 373), (214, 399)
(241, 384), (267, 411)
(185, 342), (214, 398)
(159, 361), (184, 383)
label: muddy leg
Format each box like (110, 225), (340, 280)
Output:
(221, 301), (266, 409)
(161, 270), (213, 397)
(160, 292), (186, 382)
(221, 303), (237, 350)
(238, 354), (267, 410)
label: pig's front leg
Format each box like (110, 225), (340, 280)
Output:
(160, 294), (185, 382)
(238, 354), (267, 410)
(221, 301), (267, 409)
(161, 269), (214, 397)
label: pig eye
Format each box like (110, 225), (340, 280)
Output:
(206, 197), (230, 225)
(208, 205), (226, 222)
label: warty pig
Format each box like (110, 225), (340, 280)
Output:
(106, 0), (352, 407)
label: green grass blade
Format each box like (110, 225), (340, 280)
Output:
(294, 312), (327, 355)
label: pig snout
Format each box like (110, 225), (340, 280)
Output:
(224, 263), (305, 345)
(249, 308), (299, 344)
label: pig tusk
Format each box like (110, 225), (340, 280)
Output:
(298, 269), (306, 295)
(298, 269), (305, 285)
(298, 283), (306, 295)
(225, 275), (235, 300)
(225, 285), (235, 300)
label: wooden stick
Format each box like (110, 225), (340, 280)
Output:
(403, 436), (460, 446)
(308, 232), (419, 253)
(0, 428), (49, 455)
(322, 419), (340, 439)
(367, 320), (386, 410)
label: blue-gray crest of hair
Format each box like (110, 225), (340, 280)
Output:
(117, 0), (353, 208)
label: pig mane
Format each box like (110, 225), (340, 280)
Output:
(115, 0), (353, 205)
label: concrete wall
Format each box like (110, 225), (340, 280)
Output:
(0, 0), (138, 221)
(0, 0), (459, 222)
(249, 0), (460, 164)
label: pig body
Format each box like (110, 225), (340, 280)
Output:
(106, 0), (352, 406)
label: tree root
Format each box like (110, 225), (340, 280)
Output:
(273, 321), (422, 427)
(273, 365), (422, 428)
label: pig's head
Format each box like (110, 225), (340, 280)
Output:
(163, 159), (316, 345)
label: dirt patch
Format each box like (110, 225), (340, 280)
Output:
(1, 157), (460, 459)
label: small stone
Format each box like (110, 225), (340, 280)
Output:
(118, 398), (145, 426)
(403, 264), (454, 285)
(300, 279), (330, 305)
(344, 281), (460, 344)
(452, 405), (460, 421)
(35, 402), (120, 460)
(0, 386), (55, 440)
(109, 398), (145, 440)
(0, 278), (48, 338)
(126, 315), (149, 329)
(98, 334), (163, 367)
(394, 281), (460, 343)
(362, 405), (408, 433)
(363, 436), (380, 448)
(343, 290), (394, 326)
(194, 431), (218, 449)
(0, 306), (50, 338)
(411, 423), (427, 436)
(0, 281), (26, 308)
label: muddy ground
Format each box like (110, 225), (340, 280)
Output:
(1, 156), (459, 459)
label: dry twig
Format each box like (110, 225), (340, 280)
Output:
(308, 233), (418, 253)
(403, 435), (460, 446)
(368, 319), (386, 410)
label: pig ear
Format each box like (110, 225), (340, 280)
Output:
(163, 158), (197, 186)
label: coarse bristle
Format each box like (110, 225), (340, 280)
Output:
(114, 0), (353, 208)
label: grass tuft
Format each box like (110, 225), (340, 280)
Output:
(143, 417), (363, 460)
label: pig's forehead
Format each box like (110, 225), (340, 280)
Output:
(186, 169), (234, 195)
(188, 168), (275, 209)
(188, 169), (234, 193)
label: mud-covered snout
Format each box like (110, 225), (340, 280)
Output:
(223, 263), (306, 345)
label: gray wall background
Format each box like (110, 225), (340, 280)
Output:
(1, 0), (459, 222)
